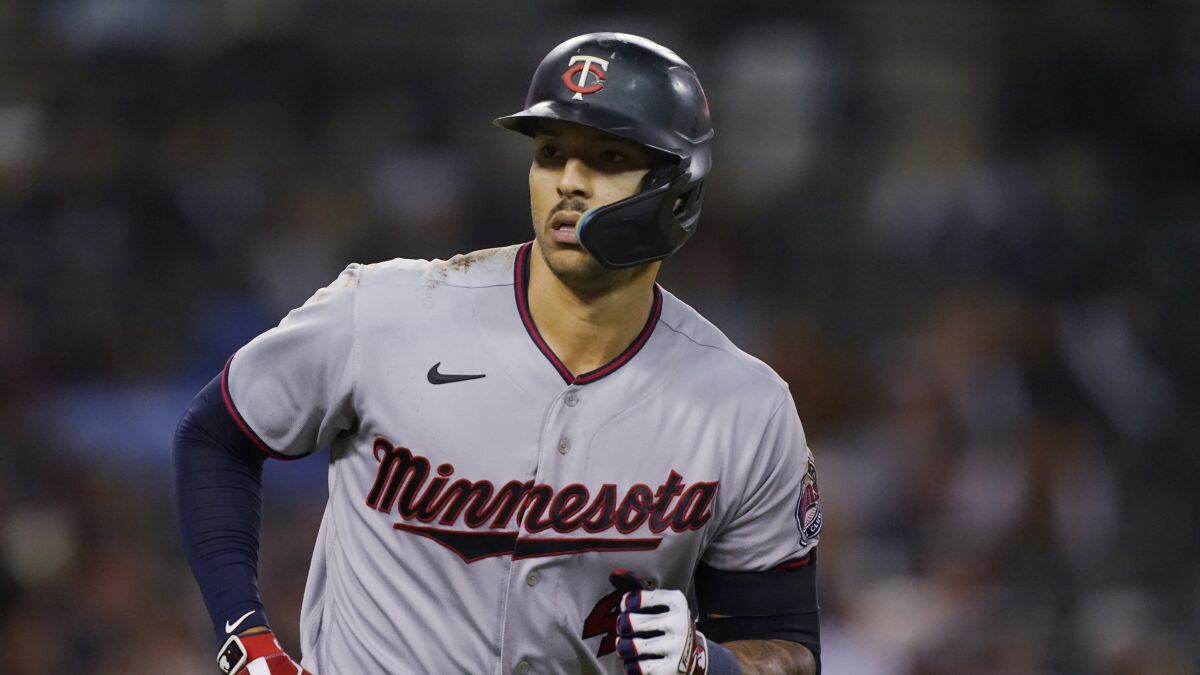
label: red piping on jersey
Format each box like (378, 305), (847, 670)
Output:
(220, 355), (305, 461)
(774, 552), (814, 570)
(513, 242), (663, 385)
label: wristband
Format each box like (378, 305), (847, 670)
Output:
(707, 640), (743, 675)
(217, 631), (285, 675)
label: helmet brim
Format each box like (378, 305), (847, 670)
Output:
(494, 101), (687, 166)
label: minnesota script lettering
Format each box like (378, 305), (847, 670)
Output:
(366, 438), (719, 537)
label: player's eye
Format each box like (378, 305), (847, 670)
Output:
(599, 149), (626, 165)
(536, 144), (562, 161)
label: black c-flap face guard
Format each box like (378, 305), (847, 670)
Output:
(577, 170), (702, 269)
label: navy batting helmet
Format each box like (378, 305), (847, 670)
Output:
(495, 32), (714, 269)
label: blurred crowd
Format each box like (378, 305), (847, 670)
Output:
(1, 0), (1197, 673)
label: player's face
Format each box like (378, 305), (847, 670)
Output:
(529, 121), (654, 292)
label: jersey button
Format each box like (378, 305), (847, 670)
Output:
(558, 438), (570, 454)
(526, 571), (540, 586)
(516, 661), (531, 675)
(564, 392), (579, 407)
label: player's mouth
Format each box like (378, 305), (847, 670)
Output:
(549, 211), (582, 245)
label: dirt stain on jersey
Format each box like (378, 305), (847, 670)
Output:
(449, 246), (515, 272)
(420, 247), (519, 307)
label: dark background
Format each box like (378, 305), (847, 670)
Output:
(1, 1), (1197, 673)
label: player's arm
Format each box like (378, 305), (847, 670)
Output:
(723, 641), (816, 675)
(720, 642), (815, 675)
(611, 553), (820, 675)
(694, 553), (821, 675)
(612, 584), (815, 675)
(174, 371), (271, 639)
(174, 373), (312, 674)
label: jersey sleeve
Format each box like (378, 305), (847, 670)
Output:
(223, 265), (360, 458)
(702, 389), (822, 570)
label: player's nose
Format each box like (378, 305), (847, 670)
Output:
(556, 157), (593, 199)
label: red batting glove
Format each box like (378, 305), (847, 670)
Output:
(217, 630), (314, 675)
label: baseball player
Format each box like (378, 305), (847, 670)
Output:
(175, 33), (822, 675)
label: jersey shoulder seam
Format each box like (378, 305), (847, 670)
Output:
(656, 312), (790, 394)
(656, 318), (726, 352)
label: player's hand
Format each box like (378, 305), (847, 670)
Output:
(217, 630), (314, 675)
(613, 581), (709, 675)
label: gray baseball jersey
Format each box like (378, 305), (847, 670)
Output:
(223, 243), (822, 675)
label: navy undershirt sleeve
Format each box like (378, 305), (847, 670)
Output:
(173, 373), (271, 642)
(695, 552), (822, 673)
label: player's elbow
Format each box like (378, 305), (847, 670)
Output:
(722, 638), (818, 675)
(784, 640), (818, 675)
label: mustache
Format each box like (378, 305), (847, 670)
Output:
(546, 199), (588, 224)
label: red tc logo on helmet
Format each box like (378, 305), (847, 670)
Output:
(561, 55), (609, 100)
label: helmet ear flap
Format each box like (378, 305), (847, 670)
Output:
(642, 165), (678, 191)
(672, 180), (704, 226)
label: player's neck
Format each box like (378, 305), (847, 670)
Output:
(527, 252), (659, 377)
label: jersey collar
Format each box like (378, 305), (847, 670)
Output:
(514, 242), (663, 386)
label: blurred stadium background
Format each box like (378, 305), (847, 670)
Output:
(1, 0), (1198, 673)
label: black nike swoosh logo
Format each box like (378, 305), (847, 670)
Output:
(427, 362), (486, 385)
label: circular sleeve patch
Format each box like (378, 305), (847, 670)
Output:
(795, 457), (822, 547)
